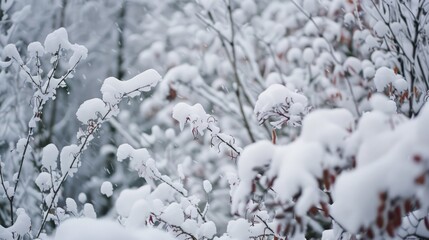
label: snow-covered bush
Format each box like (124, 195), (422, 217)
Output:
(1, 0), (429, 239)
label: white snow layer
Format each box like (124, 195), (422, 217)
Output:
(101, 69), (161, 105)
(254, 84), (309, 127)
(331, 104), (429, 232)
(100, 181), (113, 197)
(53, 218), (175, 240)
(41, 143), (59, 170)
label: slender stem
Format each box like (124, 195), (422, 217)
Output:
(226, 2), (255, 142)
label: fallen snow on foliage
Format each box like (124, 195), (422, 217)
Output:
(369, 93), (396, 114)
(44, 28), (88, 67)
(172, 102), (209, 134)
(60, 144), (81, 177)
(76, 98), (110, 124)
(66, 198), (78, 215)
(254, 84), (309, 128)
(161, 202), (185, 226)
(41, 143), (59, 170)
(160, 64), (203, 97)
(203, 180), (212, 193)
(116, 144), (159, 186)
(233, 108), (354, 219)
(35, 172), (52, 191)
(54, 218), (175, 240)
(1, 208), (31, 239)
(101, 69), (161, 105)
(373, 66), (396, 92)
(227, 218), (250, 240)
(199, 221), (217, 238)
(3, 44), (23, 64)
(83, 203), (96, 219)
(116, 186), (152, 217)
(232, 140), (275, 213)
(332, 104), (429, 233)
(27, 41), (44, 57)
(100, 181), (113, 197)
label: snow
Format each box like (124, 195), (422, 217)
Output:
(160, 202), (184, 226)
(365, 35), (379, 49)
(83, 203), (97, 219)
(10, 209), (31, 236)
(373, 21), (389, 37)
(303, 0), (318, 14)
(76, 98), (110, 124)
(344, 13), (355, 26)
(271, 141), (325, 216)
(116, 186), (151, 217)
(3, 44), (23, 64)
(78, 193), (87, 203)
(66, 198), (78, 215)
(232, 140), (275, 213)
(369, 94), (397, 114)
(160, 64), (202, 97)
(2, 2), (429, 240)
(69, 44), (88, 67)
(42, 143), (59, 170)
(35, 172), (51, 191)
(199, 221), (217, 238)
(101, 181), (113, 197)
(116, 144), (158, 184)
(181, 219), (198, 235)
(254, 84), (309, 127)
(300, 108), (354, 147)
(240, 0), (257, 15)
(231, 108), (353, 221)
(126, 199), (153, 228)
(363, 66), (375, 79)
(172, 102), (209, 134)
(393, 78), (408, 92)
(0, 209), (31, 239)
(332, 104), (429, 233)
(203, 180), (212, 193)
(117, 144), (150, 163)
(227, 218), (250, 240)
(44, 28), (71, 53)
(312, 38), (330, 54)
(343, 57), (362, 74)
(27, 41), (44, 57)
(165, 128), (176, 139)
(54, 218), (175, 240)
(374, 66), (396, 92)
(287, 47), (302, 62)
(303, 47), (315, 64)
(60, 144), (80, 177)
(101, 69), (161, 105)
